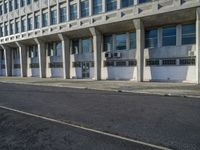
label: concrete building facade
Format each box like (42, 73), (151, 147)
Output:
(0, 0), (199, 83)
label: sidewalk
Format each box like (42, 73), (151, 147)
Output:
(0, 77), (200, 98)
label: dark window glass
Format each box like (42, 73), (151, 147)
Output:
(116, 34), (126, 50)
(103, 35), (113, 52)
(162, 26), (176, 46)
(130, 32), (136, 49)
(72, 40), (79, 54)
(60, 7), (67, 23)
(70, 4), (77, 20)
(182, 24), (196, 45)
(106, 0), (117, 12)
(81, 0), (89, 17)
(145, 29), (157, 48)
(93, 0), (102, 15)
(121, 0), (133, 8)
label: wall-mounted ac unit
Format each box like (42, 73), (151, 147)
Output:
(105, 52), (112, 58)
(113, 52), (121, 58)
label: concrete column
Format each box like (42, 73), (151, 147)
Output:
(56, 0), (60, 24)
(16, 42), (27, 77)
(117, 0), (121, 9)
(133, 19), (145, 82)
(102, 0), (106, 12)
(196, 7), (200, 84)
(89, 27), (102, 80)
(66, 0), (70, 21)
(134, 0), (138, 5)
(77, 0), (80, 19)
(58, 34), (71, 79)
(1, 45), (12, 76)
(89, 0), (92, 16)
(34, 38), (46, 78)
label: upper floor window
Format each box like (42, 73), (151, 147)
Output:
(9, 0), (13, 11)
(20, 0), (25, 7)
(27, 17), (32, 31)
(145, 29), (158, 48)
(106, 0), (117, 12)
(10, 23), (14, 35)
(72, 39), (79, 54)
(130, 32), (136, 49)
(121, 0), (133, 8)
(81, 0), (89, 18)
(21, 19), (26, 32)
(139, 0), (152, 4)
(42, 12), (48, 27)
(81, 38), (92, 53)
(0, 5), (2, 15)
(162, 26), (176, 46)
(15, 0), (19, 9)
(70, 4), (77, 20)
(4, 24), (8, 36)
(103, 35), (113, 52)
(50, 9), (57, 25)
(182, 23), (196, 45)
(0, 25), (3, 37)
(60, 7), (67, 23)
(15, 21), (20, 33)
(27, 0), (32, 5)
(4, 2), (8, 14)
(93, 0), (102, 15)
(34, 15), (40, 29)
(115, 33), (127, 50)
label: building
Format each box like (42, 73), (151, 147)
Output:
(0, 0), (199, 83)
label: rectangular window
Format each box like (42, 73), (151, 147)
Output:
(72, 40), (79, 54)
(106, 0), (117, 12)
(10, 23), (14, 35)
(130, 32), (136, 49)
(27, 0), (32, 5)
(13, 48), (19, 59)
(15, 0), (19, 9)
(9, 0), (13, 11)
(179, 57), (196, 65)
(104, 35), (113, 52)
(29, 45), (38, 58)
(162, 26), (176, 46)
(139, 0), (152, 4)
(42, 12), (48, 27)
(34, 15), (40, 29)
(20, 0), (25, 7)
(93, 0), (102, 15)
(0, 25), (3, 37)
(146, 59), (159, 66)
(121, 0), (133, 8)
(15, 21), (20, 33)
(81, 38), (92, 53)
(81, 0), (89, 18)
(60, 7), (67, 23)
(145, 29), (158, 48)
(4, 2), (8, 14)
(182, 23), (196, 45)
(50, 9), (57, 25)
(27, 17), (32, 31)
(48, 42), (62, 57)
(0, 5), (3, 15)
(162, 59), (176, 65)
(21, 19), (26, 32)
(1, 50), (4, 60)
(70, 4), (77, 20)
(115, 34), (127, 50)
(4, 24), (8, 36)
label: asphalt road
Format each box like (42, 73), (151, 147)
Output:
(0, 83), (200, 150)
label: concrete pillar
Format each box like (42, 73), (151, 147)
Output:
(16, 42), (27, 77)
(77, 0), (80, 19)
(133, 19), (145, 82)
(89, 27), (102, 80)
(58, 34), (71, 79)
(196, 7), (200, 84)
(117, 0), (121, 9)
(89, 0), (92, 16)
(134, 0), (138, 5)
(102, 0), (106, 12)
(34, 38), (46, 78)
(1, 45), (12, 76)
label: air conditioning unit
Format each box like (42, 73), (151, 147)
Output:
(113, 52), (121, 58)
(105, 52), (112, 58)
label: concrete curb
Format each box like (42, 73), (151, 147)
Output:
(0, 81), (200, 99)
